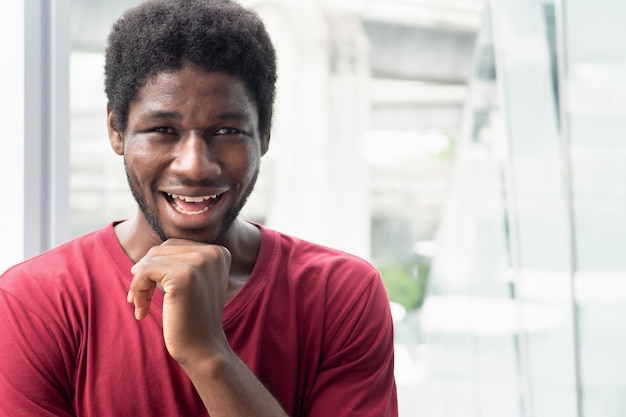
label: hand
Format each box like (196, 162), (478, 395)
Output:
(127, 239), (232, 364)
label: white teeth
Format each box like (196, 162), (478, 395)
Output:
(168, 193), (217, 202)
(165, 192), (219, 216)
(174, 206), (209, 215)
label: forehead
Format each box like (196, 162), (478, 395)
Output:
(131, 65), (257, 118)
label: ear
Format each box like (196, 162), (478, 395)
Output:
(260, 131), (271, 156)
(107, 106), (124, 155)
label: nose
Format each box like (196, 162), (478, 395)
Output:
(171, 132), (220, 180)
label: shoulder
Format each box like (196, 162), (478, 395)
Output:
(260, 225), (380, 284)
(259, 225), (376, 271)
(260, 230), (394, 367)
(257, 225), (388, 313)
(0, 224), (117, 296)
(0, 223), (128, 346)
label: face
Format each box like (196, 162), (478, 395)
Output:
(108, 64), (269, 244)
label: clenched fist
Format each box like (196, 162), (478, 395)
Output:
(127, 239), (232, 365)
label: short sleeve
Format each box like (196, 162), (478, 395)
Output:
(0, 287), (75, 417)
(305, 270), (398, 417)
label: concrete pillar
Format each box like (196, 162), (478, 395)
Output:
(246, 0), (372, 259)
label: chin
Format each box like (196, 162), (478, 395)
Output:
(164, 227), (220, 244)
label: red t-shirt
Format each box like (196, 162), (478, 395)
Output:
(0, 222), (397, 416)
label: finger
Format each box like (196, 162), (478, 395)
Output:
(128, 254), (191, 318)
(128, 281), (157, 320)
(160, 238), (200, 247)
(128, 261), (161, 320)
(140, 239), (231, 262)
(127, 244), (231, 321)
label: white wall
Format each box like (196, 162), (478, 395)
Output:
(0, 0), (70, 273)
(0, 2), (26, 273)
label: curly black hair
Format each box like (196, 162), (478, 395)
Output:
(104, 0), (277, 135)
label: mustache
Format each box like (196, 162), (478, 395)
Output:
(161, 178), (232, 189)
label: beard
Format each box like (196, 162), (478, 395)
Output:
(124, 158), (260, 244)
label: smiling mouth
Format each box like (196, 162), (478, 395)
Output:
(165, 192), (223, 215)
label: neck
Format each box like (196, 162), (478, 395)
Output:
(219, 218), (262, 280)
(113, 214), (262, 280)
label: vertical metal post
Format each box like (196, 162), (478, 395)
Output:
(45, 0), (71, 251)
(23, 0), (70, 258)
(553, 0), (584, 416)
(487, 0), (534, 415)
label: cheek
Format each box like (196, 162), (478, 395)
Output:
(123, 156), (165, 198)
(125, 143), (170, 174)
(218, 142), (261, 178)
(239, 149), (262, 183)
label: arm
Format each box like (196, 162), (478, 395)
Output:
(0, 288), (75, 417)
(306, 270), (398, 417)
(181, 347), (289, 417)
(128, 239), (289, 417)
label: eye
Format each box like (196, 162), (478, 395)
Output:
(153, 126), (177, 134)
(214, 127), (243, 136)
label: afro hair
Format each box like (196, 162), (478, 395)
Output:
(104, 0), (277, 135)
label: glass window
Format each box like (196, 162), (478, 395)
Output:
(565, 1), (626, 415)
(70, 0), (140, 237)
(491, 1), (579, 416)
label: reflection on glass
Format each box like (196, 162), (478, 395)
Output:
(493, 1), (579, 416)
(566, 1), (626, 416)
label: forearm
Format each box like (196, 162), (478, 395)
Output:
(182, 346), (289, 417)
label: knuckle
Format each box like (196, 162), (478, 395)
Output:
(187, 251), (206, 266)
(147, 244), (160, 255)
(219, 246), (232, 265)
(204, 245), (231, 267)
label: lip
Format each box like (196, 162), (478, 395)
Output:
(162, 186), (229, 198)
(159, 189), (229, 231)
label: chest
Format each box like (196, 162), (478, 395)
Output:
(70, 284), (321, 416)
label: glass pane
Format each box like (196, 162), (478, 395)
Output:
(492, 1), (579, 416)
(420, 12), (522, 417)
(70, 0), (141, 237)
(70, 50), (134, 237)
(565, 1), (626, 415)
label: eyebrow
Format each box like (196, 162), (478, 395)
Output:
(215, 111), (250, 121)
(137, 110), (181, 122)
(137, 110), (251, 122)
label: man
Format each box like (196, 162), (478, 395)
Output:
(0, 0), (397, 416)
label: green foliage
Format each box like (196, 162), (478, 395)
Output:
(378, 262), (429, 311)
(433, 130), (456, 160)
